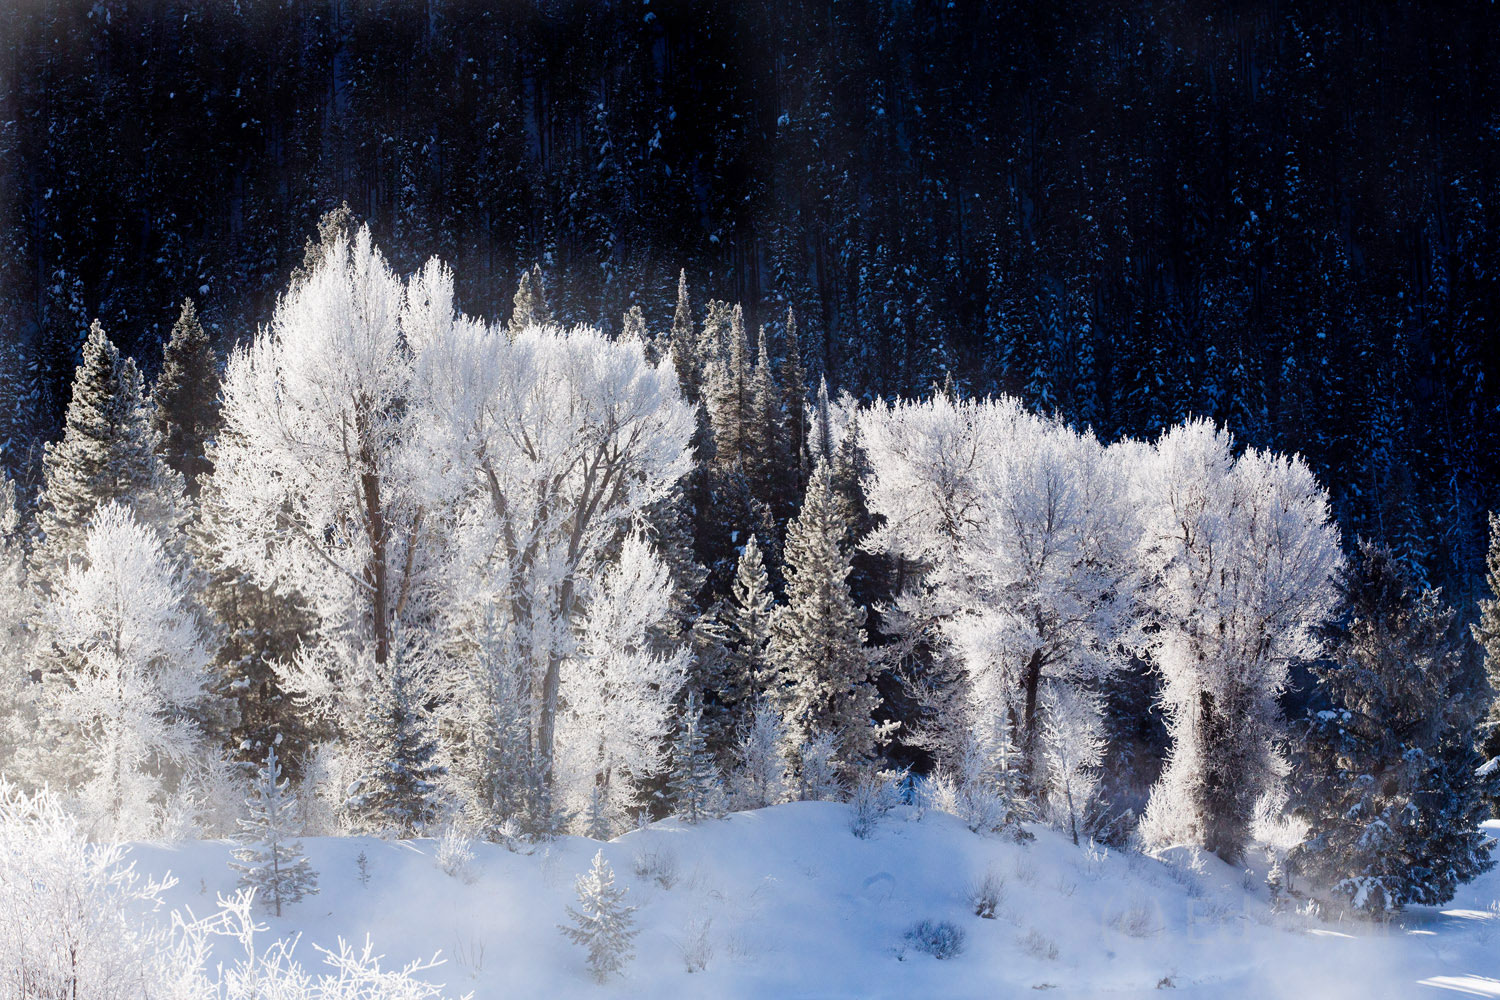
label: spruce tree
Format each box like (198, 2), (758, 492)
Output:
(508, 264), (553, 338)
(748, 326), (789, 516)
(668, 691), (724, 823)
(706, 305), (753, 468)
(151, 299), (219, 493)
(667, 270), (699, 401)
(33, 322), (182, 588)
(732, 698), (790, 809)
(1474, 512), (1500, 770)
(770, 459), (879, 768)
(722, 534), (775, 727)
(560, 850), (637, 984)
(231, 744), (319, 917)
(352, 656), (445, 837)
(1292, 543), (1497, 916)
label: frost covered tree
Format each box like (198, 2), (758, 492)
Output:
(706, 305), (754, 469)
(1292, 544), (1496, 916)
(0, 477), (34, 771)
(560, 850), (638, 984)
(232, 744), (319, 916)
(747, 325), (788, 514)
(36, 502), (214, 840)
(1475, 513), (1500, 770)
(667, 270), (700, 402)
(732, 698), (790, 809)
(794, 730), (845, 802)
(668, 691), (723, 823)
(1040, 684), (1106, 845)
(409, 284), (694, 813)
(150, 298), (219, 492)
(860, 394), (1137, 793)
(507, 264), (552, 338)
(1132, 420), (1342, 862)
(347, 646), (445, 837)
(770, 459), (879, 766)
(555, 533), (688, 829)
(720, 534), (775, 738)
(780, 306), (808, 489)
(33, 321), (183, 589)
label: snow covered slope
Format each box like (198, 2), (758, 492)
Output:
(130, 805), (1500, 999)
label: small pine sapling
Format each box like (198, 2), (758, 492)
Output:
(668, 691), (724, 823)
(231, 745), (318, 916)
(560, 849), (638, 984)
(732, 698), (790, 809)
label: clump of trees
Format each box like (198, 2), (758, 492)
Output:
(0, 213), (1493, 920)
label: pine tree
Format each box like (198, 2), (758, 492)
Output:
(722, 534), (775, 728)
(560, 850), (638, 984)
(747, 326), (788, 516)
(508, 264), (553, 338)
(33, 322), (183, 589)
(1292, 543), (1497, 916)
(352, 654), (445, 838)
(706, 305), (753, 468)
(668, 691), (724, 823)
(151, 298), (219, 493)
(1474, 512), (1500, 770)
(668, 270), (699, 401)
(770, 459), (879, 767)
(231, 744), (319, 917)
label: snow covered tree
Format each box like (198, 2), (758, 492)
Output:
(347, 645), (446, 838)
(410, 297), (694, 811)
(32, 321), (183, 589)
(667, 269), (700, 401)
(781, 306), (808, 489)
(668, 690), (724, 823)
(732, 698), (790, 809)
(151, 298), (219, 492)
(720, 534), (775, 740)
(36, 502), (213, 840)
(770, 459), (879, 767)
(1474, 513), (1500, 770)
(1292, 544), (1496, 916)
(794, 730), (844, 802)
(560, 850), (638, 984)
(747, 325), (788, 515)
(706, 305), (754, 469)
(860, 394), (1138, 792)
(0, 476), (35, 771)
(232, 744), (319, 916)
(554, 533), (689, 830)
(1040, 684), (1106, 845)
(507, 264), (552, 338)
(1132, 420), (1342, 863)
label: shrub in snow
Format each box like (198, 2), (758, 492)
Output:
(1108, 900), (1162, 938)
(560, 850), (638, 984)
(1018, 928), (1059, 960)
(966, 869), (1006, 919)
(231, 745), (319, 916)
(848, 768), (904, 839)
(632, 846), (680, 889)
(677, 916), (713, 973)
(435, 821), (478, 883)
(903, 919), (965, 960)
(795, 730), (845, 801)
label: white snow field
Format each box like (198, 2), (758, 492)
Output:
(131, 804), (1500, 1000)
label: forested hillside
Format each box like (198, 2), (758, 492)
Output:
(0, 0), (1497, 601)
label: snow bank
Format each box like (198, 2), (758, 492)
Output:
(128, 806), (1500, 999)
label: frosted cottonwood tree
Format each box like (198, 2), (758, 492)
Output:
(1131, 420), (1341, 862)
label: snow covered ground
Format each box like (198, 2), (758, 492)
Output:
(130, 805), (1500, 999)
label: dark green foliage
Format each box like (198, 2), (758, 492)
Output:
(151, 299), (219, 493)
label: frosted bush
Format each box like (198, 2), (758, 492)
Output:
(632, 846), (679, 889)
(436, 822), (477, 883)
(1109, 900), (1162, 938)
(849, 769), (904, 839)
(903, 919), (965, 960)
(677, 916), (713, 973)
(967, 869), (1006, 919)
(1018, 928), (1059, 960)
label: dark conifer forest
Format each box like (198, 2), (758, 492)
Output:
(1, 0), (1496, 604)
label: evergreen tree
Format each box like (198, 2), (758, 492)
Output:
(770, 459), (879, 767)
(351, 654), (445, 838)
(706, 305), (754, 469)
(732, 698), (790, 809)
(231, 744), (319, 917)
(560, 850), (638, 984)
(722, 534), (775, 730)
(668, 691), (724, 823)
(1292, 544), (1497, 916)
(508, 264), (553, 338)
(1474, 513), (1500, 769)
(150, 299), (219, 493)
(32, 322), (182, 589)
(0, 476), (35, 771)
(668, 270), (699, 402)
(748, 325), (789, 516)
